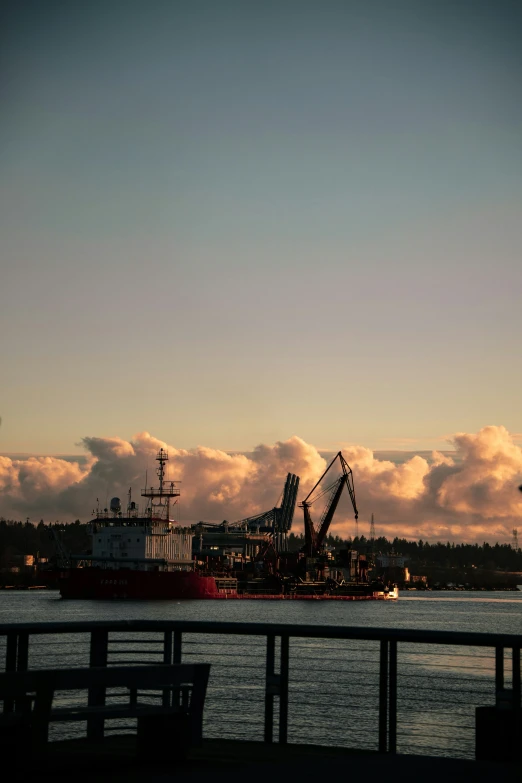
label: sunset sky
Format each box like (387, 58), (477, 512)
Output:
(1, 1), (521, 541)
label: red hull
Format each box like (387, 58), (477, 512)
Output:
(58, 569), (397, 600)
(59, 569), (221, 600)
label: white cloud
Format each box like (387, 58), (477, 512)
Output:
(1, 427), (521, 543)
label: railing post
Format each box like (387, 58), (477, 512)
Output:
(378, 640), (388, 752)
(16, 632), (29, 672)
(5, 632), (17, 672)
(388, 640), (397, 754)
(495, 646), (504, 691)
(265, 635), (276, 743)
(513, 646), (521, 748)
(167, 631), (183, 708)
(87, 629), (108, 740)
(13, 631), (30, 714)
(512, 647), (520, 705)
(279, 635), (289, 744)
(163, 631), (173, 664)
(162, 631), (174, 706)
(173, 630), (182, 664)
(4, 632), (18, 713)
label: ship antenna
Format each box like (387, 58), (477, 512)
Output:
(141, 448), (179, 522)
(157, 448), (166, 516)
(157, 448), (166, 493)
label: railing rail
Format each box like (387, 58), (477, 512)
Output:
(1, 620), (520, 758)
(1, 620), (521, 645)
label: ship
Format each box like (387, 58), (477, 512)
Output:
(58, 448), (398, 601)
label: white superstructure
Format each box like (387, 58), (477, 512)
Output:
(91, 523), (193, 570)
(88, 449), (193, 571)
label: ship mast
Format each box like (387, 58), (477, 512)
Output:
(141, 448), (180, 523)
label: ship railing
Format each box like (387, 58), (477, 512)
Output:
(141, 487), (180, 498)
(0, 620), (520, 760)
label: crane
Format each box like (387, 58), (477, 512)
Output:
(49, 525), (71, 569)
(299, 452), (358, 557)
(233, 473), (299, 551)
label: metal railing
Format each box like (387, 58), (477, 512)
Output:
(1, 620), (520, 758)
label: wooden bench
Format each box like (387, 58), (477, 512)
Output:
(0, 663), (210, 755)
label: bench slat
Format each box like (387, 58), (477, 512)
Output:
(48, 704), (188, 722)
(0, 664), (207, 694)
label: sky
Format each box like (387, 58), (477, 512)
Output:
(1, 1), (522, 541)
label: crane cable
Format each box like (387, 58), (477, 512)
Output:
(305, 476), (343, 506)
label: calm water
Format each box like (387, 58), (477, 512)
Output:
(1, 589), (521, 633)
(1, 590), (521, 758)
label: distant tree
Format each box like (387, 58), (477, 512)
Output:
(0, 521), (521, 571)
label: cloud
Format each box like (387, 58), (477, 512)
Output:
(1, 427), (521, 544)
(436, 426), (522, 518)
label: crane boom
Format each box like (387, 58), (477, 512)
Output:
(316, 475), (347, 547)
(299, 451), (358, 557)
(50, 526), (71, 569)
(339, 452), (358, 523)
(302, 502), (317, 557)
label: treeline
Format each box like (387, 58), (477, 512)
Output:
(286, 532), (522, 571)
(0, 519), (89, 566)
(1, 519), (521, 573)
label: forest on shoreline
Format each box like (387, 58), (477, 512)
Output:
(0, 518), (521, 573)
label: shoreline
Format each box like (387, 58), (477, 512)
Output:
(0, 584), (520, 593)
